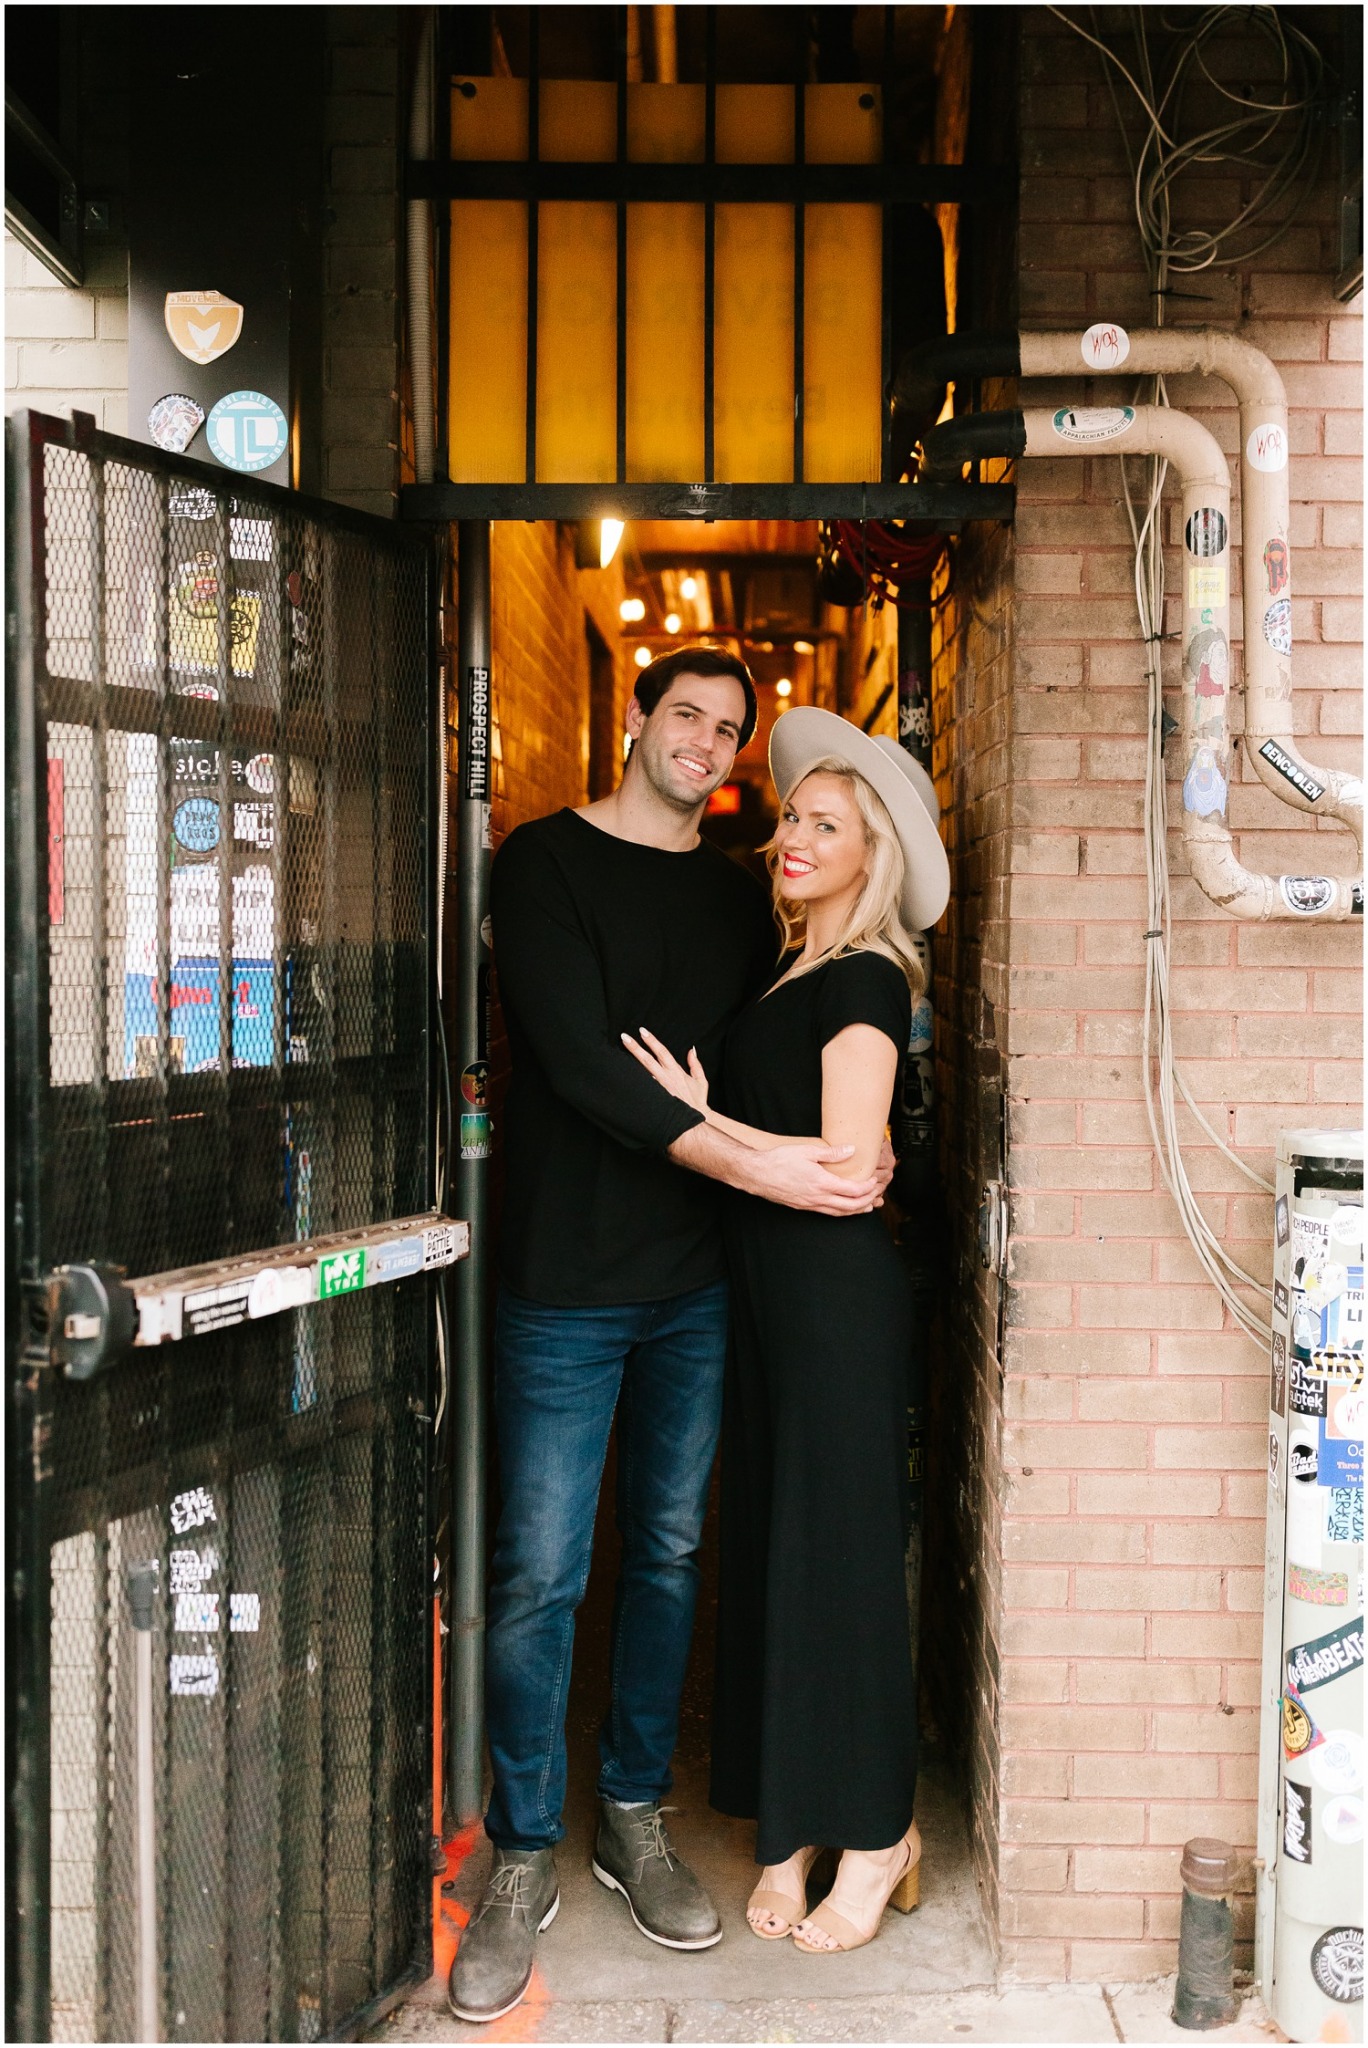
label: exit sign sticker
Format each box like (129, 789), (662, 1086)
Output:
(318, 1249), (366, 1299)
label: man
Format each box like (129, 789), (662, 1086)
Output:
(450, 647), (888, 2024)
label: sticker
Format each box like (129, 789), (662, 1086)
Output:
(1332, 1207), (1366, 1255)
(1331, 1388), (1367, 1440)
(1311, 1927), (1363, 2005)
(1182, 746), (1228, 818)
(206, 390), (289, 474)
(1263, 596), (1292, 656)
(1288, 1618), (1365, 1695)
(1290, 1563), (1349, 1606)
(1257, 738), (1325, 804)
(1309, 1349), (1366, 1392)
(1081, 322), (1130, 369)
(1270, 1428), (1282, 1480)
(369, 1236), (424, 1283)
(1283, 1777), (1312, 1863)
(1185, 508), (1228, 558)
(174, 1592), (220, 1633)
(230, 1593), (261, 1633)
(460, 1112), (490, 1160)
(1277, 1196), (1291, 1246)
(908, 997), (934, 1057)
(148, 393), (205, 455)
(1319, 1427), (1363, 1490)
(165, 289), (244, 365)
(1275, 1279), (1291, 1320)
(464, 665), (491, 800)
(318, 1248), (365, 1299)
(173, 797), (220, 854)
(1283, 1683), (1326, 1760)
(460, 1061), (489, 1109)
(480, 914), (493, 950)
(1291, 1436), (1319, 1486)
(245, 754), (274, 796)
(1306, 1262), (1350, 1312)
(1263, 537), (1289, 595)
(229, 518), (272, 563)
(1271, 1331), (1288, 1417)
(1286, 1351), (1327, 1417)
(247, 1265), (312, 1320)
(1246, 422), (1288, 474)
(169, 1550), (214, 1593)
(1281, 874), (1337, 916)
(1331, 1490), (1367, 1543)
(1188, 563), (1226, 608)
(170, 485), (216, 521)
(1310, 1730), (1365, 1797)
(423, 1223), (460, 1270)
(169, 1653), (219, 1697)
(1323, 1795), (1365, 1846)
(1051, 405), (1134, 443)
(183, 1281), (251, 1336)
(481, 801), (494, 851)
(169, 557), (262, 679)
(170, 1486), (217, 1535)
(1186, 626), (1229, 702)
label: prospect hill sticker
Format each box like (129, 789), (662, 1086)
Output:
(1310, 1926), (1363, 2005)
(165, 290), (244, 365)
(1052, 405), (1134, 443)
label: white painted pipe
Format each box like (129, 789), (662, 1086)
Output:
(1022, 404), (1358, 922)
(1021, 326), (1363, 868)
(407, 12), (436, 488)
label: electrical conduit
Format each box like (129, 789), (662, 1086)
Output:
(920, 400), (1360, 923)
(407, 12), (436, 488)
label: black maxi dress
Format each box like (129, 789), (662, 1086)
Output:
(709, 947), (919, 1867)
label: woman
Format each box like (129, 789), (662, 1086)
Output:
(624, 707), (950, 1956)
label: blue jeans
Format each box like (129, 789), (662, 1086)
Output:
(483, 1280), (729, 1851)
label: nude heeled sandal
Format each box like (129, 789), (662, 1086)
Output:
(746, 1846), (823, 1940)
(791, 1827), (921, 1954)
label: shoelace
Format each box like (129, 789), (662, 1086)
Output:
(630, 1806), (678, 1877)
(486, 1858), (534, 1917)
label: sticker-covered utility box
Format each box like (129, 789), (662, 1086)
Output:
(1257, 1129), (1364, 2041)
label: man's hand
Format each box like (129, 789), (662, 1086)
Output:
(733, 1140), (884, 1216)
(874, 1132), (896, 1199)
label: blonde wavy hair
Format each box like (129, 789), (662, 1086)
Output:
(765, 756), (926, 999)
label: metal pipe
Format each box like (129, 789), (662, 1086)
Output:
(406, 12), (436, 486)
(920, 404), (1358, 921)
(448, 521), (493, 1826)
(126, 1561), (160, 2044)
(1019, 327), (1363, 860)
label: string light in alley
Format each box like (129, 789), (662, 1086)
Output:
(634, 647), (652, 668)
(680, 576), (698, 600)
(620, 597), (646, 622)
(664, 612), (681, 633)
(775, 678), (792, 697)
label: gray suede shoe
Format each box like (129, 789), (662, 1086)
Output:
(592, 1801), (722, 1950)
(447, 1847), (559, 2023)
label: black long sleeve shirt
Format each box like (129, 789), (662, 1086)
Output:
(490, 808), (775, 1306)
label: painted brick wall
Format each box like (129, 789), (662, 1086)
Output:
(991, 4), (1363, 1986)
(4, 232), (130, 433)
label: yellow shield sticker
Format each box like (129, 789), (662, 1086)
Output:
(164, 290), (244, 366)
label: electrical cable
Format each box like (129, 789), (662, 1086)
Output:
(827, 520), (951, 612)
(1050, 6), (1327, 1347)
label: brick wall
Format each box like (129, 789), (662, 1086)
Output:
(4, 232), (129, 432)
(988, 4), (1363, 1985)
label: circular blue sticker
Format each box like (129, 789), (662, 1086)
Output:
(205, 390), (289, 474)
(173, 797), (220, 853)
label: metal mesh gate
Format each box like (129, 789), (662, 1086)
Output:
(7, 411), (440, 2042)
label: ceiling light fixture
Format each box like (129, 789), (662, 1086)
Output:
(600, 518), (624, 568)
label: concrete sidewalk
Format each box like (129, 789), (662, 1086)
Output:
(373, 1749), (1280, 2046)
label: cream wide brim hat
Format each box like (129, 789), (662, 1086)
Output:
(768, 706), (950, 933)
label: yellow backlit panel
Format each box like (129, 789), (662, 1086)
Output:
(716, 85), (794, 163)
(449, 201), (527, 482)
(804, 85), (882, 163)
(540, 80), (616, 161)
(715, 205), (793, 481)
(451, 78), (528, 160)
(537, 202), (616, 482)
(627, 84), (705, 162)
(627, 205), (704, 481)
(804, 205), (882, 482)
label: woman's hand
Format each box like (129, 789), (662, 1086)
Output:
(621, 1027), (711, 1113)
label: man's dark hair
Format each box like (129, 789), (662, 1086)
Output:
(631, 644), (758, 749)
